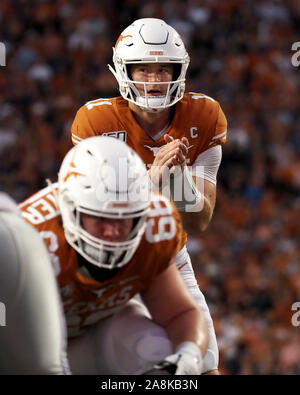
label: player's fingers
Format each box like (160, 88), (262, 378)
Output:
(176, 150), (185, 164)
(154, 147), (181, 166)
(160, 140), (187, 157)
(164, 134), (174, 143)
(164, 147), (185, 167)
(155, 141), (180, 159)
(181, 137), (189, 147)
(165, 155), (180, 168)
(178, 142), (188, 156)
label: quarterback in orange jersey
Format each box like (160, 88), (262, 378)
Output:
(19, 136), (210, 375)
(71, 18), (226, 374)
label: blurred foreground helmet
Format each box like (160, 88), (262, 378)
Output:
(58, 136), (150, 269)
(109, 18), (190, 112)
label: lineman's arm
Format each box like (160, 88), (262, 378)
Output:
(141, 263), (209, 373)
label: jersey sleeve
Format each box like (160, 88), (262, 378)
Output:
(71, 105), (97, 145)
(71, 98), (121, 145)
(201, 98), (227, 151)
(210, 102), (227, 147)
(184, 93), (228, 160)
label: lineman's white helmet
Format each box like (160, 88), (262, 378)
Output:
(109, 18), (190, 112)
(58, 136), (150, 269)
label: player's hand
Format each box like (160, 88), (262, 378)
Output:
(163, 134), (189, 169)
(148, 134), (189, 186)
(143, 353), (202, 375)
(143, 342), (202, 375)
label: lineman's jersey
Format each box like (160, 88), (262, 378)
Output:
(19, 184), (185, 338)
(71, 93), (227, 169)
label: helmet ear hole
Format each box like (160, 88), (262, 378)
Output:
(173, 64), (182, 80)
(127, 64), (133, 80)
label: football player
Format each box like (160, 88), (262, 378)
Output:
(0, 192), (69, 374)
(19, 136), (209, 374)
(71, 18), (226, 374)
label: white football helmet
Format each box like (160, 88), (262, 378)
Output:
(57, 136), (150, 269)
(108, 18), (190, 112)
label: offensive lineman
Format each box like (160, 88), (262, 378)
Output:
(19, 136), (209, 374)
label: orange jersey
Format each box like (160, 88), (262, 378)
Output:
(19, 184), (185, 338)
(71, 93), (227, 169)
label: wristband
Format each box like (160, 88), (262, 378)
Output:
(175, 341), (202, 362)
(169, 166), (204, 212)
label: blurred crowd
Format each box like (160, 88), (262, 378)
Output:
(0, 0), (300, 374)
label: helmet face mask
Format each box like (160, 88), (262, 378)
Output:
(109, 18), (190, 112)
(58, 136), (150, 270)
(67, 205), (147, 270)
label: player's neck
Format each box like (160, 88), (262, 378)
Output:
(128, 102), (171, 139)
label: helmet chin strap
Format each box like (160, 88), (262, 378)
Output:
(135, 95), (170, 113)
(82, 241), (122, 268)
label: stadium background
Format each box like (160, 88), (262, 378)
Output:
(0, 0), (299, 374)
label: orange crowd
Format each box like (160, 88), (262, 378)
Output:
(0, 0), (299, 374)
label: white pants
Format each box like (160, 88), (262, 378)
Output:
(174, 246), (219, 373)
(68, 298), (172, 375)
